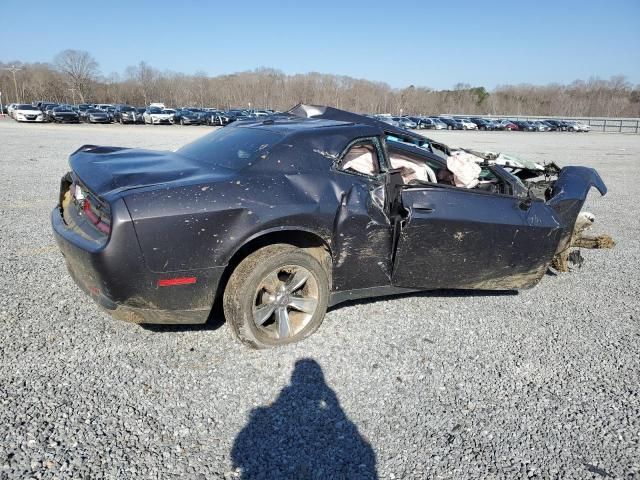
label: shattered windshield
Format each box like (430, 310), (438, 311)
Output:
(177, 127), (283, 170)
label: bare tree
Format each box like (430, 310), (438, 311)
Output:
(54, 50), (99, 103)
(4, 54), (640, 117)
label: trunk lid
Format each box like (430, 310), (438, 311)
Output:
(69, 145), (228, 200)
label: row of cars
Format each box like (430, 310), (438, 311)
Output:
(5, 101), (592, 132)
(5, 102), (277, 126)
(375, 115), (591, 132)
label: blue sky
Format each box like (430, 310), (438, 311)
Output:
(1, 0), (638, 90)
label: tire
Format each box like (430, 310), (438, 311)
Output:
(180, 118), (185, 125)
(120, 118), (124, 125)
(223, 244), (330, 349)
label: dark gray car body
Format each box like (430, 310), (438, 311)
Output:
(51, 105), (607, 324)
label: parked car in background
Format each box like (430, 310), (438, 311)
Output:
(96, 104), (115, 112)
(226, 110), (255, 123)
(530, 120), (551, 132)
(106, 106), (116, 121)
(407, 116), (430, 129)
(497, 120), (519, 131)
(566, 121), (590, 132)
(175, 108), (204, 125)
(469, 118), (495, 130)
(205, 111), (232, 126)
(544, 120), (567, 131)
(484, 119), (503, 130)
(373, 115), (400, 128)
(77, 104), (92, 117)
(41, 103), (59, 117)
(539, 121), (558, 131)
(113, 105), (142, 124)
(439, 117), (463, 130)
(143, 107), (175, 125)
(429, 117), (448, 130)
(80, 108), (111, 124)
(49, 105), (80, 123)
(513, 120), (536, 131)
(392, 117), (418, 129)
(12, 104), (46, 122)
(457, 118), (478, 130)
(419, 117), (438, 129)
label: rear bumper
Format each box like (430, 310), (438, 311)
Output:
(51, 199), (224, 324)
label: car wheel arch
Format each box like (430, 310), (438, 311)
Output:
(216, 228), (333, 303)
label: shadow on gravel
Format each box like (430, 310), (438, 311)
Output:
(328, 288), (518, 313)
(231, 358), (378, 479)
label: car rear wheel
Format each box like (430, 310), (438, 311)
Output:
(223, 244), (329, 349)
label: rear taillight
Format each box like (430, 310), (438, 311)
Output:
(82, 200), (111, 234)
(63, 174), (112, 236)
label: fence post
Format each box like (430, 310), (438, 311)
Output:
(603, 119), (606, 132)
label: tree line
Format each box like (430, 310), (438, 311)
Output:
(2, 49), (639, 118)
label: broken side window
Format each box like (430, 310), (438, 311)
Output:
(338, 139), (382, 178)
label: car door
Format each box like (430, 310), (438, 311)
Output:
(330, 137), (396, 291)
(391, 183), (562, 290)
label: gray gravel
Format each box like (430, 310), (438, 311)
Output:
(0, 120), (639, 479)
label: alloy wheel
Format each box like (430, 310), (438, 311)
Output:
(252, 265), (319, 340)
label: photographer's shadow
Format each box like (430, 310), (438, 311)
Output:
(231, 358), (378, 479)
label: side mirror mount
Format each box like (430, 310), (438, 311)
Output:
(519, 191), (533, 210)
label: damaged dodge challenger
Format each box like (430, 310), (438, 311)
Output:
(52, 105), (612, 348)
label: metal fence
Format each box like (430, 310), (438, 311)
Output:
(450, 114), (640, 134)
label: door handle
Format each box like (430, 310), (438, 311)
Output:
(414, 206), (434, 213)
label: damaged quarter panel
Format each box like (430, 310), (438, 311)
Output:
(125, 124), (385, 274)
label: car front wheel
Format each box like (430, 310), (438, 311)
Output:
(223, 244), (329, 349)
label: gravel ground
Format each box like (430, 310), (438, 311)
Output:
(0, 120), (639, 479)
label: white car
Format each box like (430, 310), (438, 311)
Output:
(12, 104), (46, 122)
(458, 119), (478, 130)
(567, 121), (590, 132)
(143, 108), (175, 125)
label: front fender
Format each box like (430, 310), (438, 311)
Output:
(547, 166), (607, 252)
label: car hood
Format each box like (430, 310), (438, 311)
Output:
(69, 145), (230, 201)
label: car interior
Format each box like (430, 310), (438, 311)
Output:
(339, 137), (513, 197)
